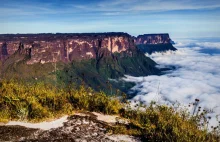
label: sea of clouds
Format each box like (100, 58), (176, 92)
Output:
(124, 39), (220, 127)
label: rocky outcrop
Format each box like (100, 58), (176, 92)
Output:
(0, 113), (141, 142)
(0, 33), (177, 64)
(135, 33), (171, 45)
(0, 33), (135, 64)
(135, 34), (177, 54)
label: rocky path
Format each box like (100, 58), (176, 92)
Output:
(0, 114), (140, 142)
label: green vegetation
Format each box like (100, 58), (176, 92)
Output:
(0, 80), (121, 122)
(110, 101), (220, 141)
(0, 80), (219, 141)
(0, 49), (159, 95)
(57, 50), (159, 94)
(0, 50), (64, 83)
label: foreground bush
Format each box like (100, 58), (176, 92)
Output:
(0, 80), (219, 141)
(111, 101), (219, 141)
(0, 80), (121, 122)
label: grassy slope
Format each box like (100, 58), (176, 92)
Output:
(1, 48), (159, 94)
(57, 50), (159, 94)
(0, 51), (65, 85)
(0, 80), (219, 142)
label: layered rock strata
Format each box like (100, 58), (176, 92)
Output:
(0, 33), (135, 64)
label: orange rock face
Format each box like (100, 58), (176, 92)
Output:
(0, 33), (135, 64)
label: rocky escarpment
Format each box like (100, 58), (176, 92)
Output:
(0, 33), (135, 64)
(0, 33), (160, 94)
(135, 33), (171, 44)
(0, 33), (177, 64)
(135, 34), (177, 54)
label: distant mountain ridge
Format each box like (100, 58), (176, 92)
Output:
(0, 33), (176, 63)
(135, 33), (177, 54)
(0, 33), (135, 64)
(135, 33), (171, 44)
(0, 32), (175, 94)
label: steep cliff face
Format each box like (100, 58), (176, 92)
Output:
(0, 33), (160, 94)
(135, 34), (177, 54)
(0, 33), (135, 64)
(135, 33), (171, 45)
(0, 42), (8, 60)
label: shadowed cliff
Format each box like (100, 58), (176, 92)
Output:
(135, 33), (177, 54)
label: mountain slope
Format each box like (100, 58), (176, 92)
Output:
(57, 48), (159, 94)
(0, 33), (160, 94)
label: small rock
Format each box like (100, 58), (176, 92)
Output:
(92, 132), (98, 137)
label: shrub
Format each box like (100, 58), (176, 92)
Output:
(0, 80), (121, 122)
(0, 80), (219, 141)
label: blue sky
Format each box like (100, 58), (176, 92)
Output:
(1, 0), (220, 38)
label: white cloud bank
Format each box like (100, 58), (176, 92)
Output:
(124, 39), (220, 127)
